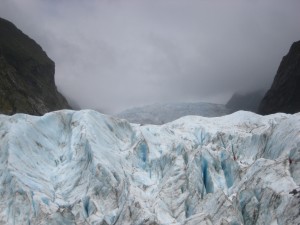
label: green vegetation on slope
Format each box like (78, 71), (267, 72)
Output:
(0, 17), (70, 115)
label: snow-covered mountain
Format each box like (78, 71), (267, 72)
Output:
(0, 110), (299, 224)
(116, 102), (232, 125)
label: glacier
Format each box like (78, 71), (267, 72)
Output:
(0, 110), (299, 225)
(116, 102), (231, 125)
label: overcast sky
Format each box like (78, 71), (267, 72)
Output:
(1, 0), (300, 113)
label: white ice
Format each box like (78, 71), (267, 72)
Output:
(0, 110), (299, 225)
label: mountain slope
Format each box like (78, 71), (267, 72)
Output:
(116, 102), (232, 124)
(258, 40), (300, 115)
(226, 90), (265, 113)
(0, 17), (70, 115)
(0, 110), (299, 224)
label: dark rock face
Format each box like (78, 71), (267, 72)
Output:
(0, 17), (71, 115)
(258, 41), (300, 115)
(226, 90), (265, 113)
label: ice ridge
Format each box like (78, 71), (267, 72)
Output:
(0, 110), (299, 225)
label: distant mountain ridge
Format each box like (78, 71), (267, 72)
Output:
(116, 91), (267, 125)
(116, 102), (232, 124)
(258, 40), (300, 115)
(0, 17), (70, 115)
(226, 90), (265, 113)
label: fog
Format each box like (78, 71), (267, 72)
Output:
(1, 0), (300, 113)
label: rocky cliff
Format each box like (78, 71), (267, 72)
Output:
(226, 90), (265, 113)
(0, 17), (70, 115)
(258, 41), (300, 115)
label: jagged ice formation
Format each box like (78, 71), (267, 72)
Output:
(0, 110), (299, 224)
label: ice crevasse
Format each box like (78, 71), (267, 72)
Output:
(0, 110), (299, 225)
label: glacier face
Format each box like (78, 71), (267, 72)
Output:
(116, 102), (231, 125)
(0, 110), (299, 225)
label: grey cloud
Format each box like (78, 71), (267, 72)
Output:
(1, 0), (300, 113)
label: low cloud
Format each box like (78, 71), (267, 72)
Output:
(1, 0), (300, 113)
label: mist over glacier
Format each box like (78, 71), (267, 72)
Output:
(116, 102), (232, 125)
(0, 110), (299, 224)
(1, 0), (300, 112)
